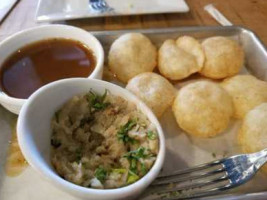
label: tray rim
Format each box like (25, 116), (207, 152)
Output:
(91, 25), (267, 56)
(90, 25), (263, 44)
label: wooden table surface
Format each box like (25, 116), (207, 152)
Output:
(1, 0), (267, 45)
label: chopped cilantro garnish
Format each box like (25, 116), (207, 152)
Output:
(117, 119), (137, 143)
(123, 147), (147, 160)
(94, 167), (107, 183)
(100, 88), (108, 102)
(112, 168), (127, 174)
(86, 89), (110, 111)
(140, 162), (147, 175)
(130, 158), (137, 173)
(147, 131), (157, 140)
(124, 147), (149, 174)
(127, 170), (139, 184)
(93, 102), (108, 110)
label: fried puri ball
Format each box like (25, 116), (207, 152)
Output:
(126, 72), (176, 117)
(108, 33), (157, 83)
(221, 75), (267, 119)
(158, 39), (199, 80)
(238, 103), (267, 174)
(172, 81), (233, 138)
(176, 36), (205, 69)
(200, 36), (244, 79)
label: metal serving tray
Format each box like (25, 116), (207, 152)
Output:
(1, 26), (267, 200)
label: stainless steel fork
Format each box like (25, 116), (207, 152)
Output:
(89, 0), (114, 13)
(142, 149), (267, 200)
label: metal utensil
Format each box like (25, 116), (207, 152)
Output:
(143, 149), (267, 200)
(204, 4), (233, 26)
(89, 0), (114, 13)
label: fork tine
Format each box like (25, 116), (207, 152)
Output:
(90, 1), (104, 10)
(90, 0), (114, 12)
(157, 159), (225, 179)
(176, 184), (233, 200)
(96, 2), (103, 9)
(152, 166), (226, 186)
(144, 151), (265, 200)
(149, 183), (233, 200)
(152, 175), (229, 195)
(91, 3), (98, 10)
(100, 1), (106, 6)
(101, 1), (113, 11)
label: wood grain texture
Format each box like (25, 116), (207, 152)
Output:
(1, 0), (267, 44)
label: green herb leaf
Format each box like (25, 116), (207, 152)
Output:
(124, 147), (148, 174)
(127, 170), (139, 184)
(112, 168), (127, 174)
(130, 158), (137, 173)
(140, 162), (147, 175)
(86, 89), (110, 111)
(117, 119), (137, 144)
(100, 89), (108, 102)
(93, 102), (110, 110)
(94, 167), (107, 183)
(147, 131), (157, 140)
(87, 91), (97, 104)
(124, 147), (147, 160)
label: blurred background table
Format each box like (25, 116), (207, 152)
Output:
(1, 0), (267, 45)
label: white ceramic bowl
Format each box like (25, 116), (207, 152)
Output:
(17, 78), (165, 200)
(0, 25), (104, 114)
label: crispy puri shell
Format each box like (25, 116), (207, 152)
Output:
(200, 36), (244, 79)
(126, 72), (176, 117)
(176, 36), (205, 69)
(158, 39), (199, 80)
(221, 75), (267, 119)
(108, 33), (157, 83)
(172, 81), (233, 138)
(238, 103), (267, 174)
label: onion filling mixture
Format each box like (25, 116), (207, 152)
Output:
(50, 90), (159, 189)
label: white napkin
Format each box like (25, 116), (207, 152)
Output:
(0, 0), (18, 22)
